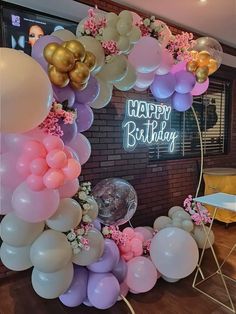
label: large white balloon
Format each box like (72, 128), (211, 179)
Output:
(90, 77), (113, 109)
(0, 212), (44, 247)
(150, 227), (199, 279)
(30, 230), (72, 273)
(31, 262), (74, 299)
(0, 242), (32, 271)
(78, 36), (105, 74)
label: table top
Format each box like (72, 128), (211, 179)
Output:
(193, 193), (236, 212)
(203, 168), (236, 176)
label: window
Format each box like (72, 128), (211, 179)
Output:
(149, 77), (231, 161)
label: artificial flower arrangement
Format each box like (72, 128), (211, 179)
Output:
(39, 100), (76, 137)
(166, 32), (196, 62)
(183, 194), (212, 225)
(137, 15), (165, 39)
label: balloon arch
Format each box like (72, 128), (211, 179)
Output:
(1, 7), (220, 312)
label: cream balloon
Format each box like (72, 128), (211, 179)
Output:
(106, 12), (119, 27)
(172, 210), (192, 221)
(119, 10), (133, 23)
(97, 55), (127, 83)
(168, 206), (185, 218)
(172, 218), (182, 228)
(51, 29), (76, 41)
(90, 77), (113, 109)
(193, 225), (215, 249)
(31, 262), (74, 299)
(0, 242), (32, 271)
(117, 36), (130, 52)
(0, 212), (44, 247)
(128, 26), (141, 44)
(153, 216), (172, 231)
(46, 198), (82, 232)
(86, 196), (99, 221)
(0, 48), (53, 133)
(78, 36), (105, 74)
(30, 230), (72, 273)
(73, 228), (104, 266)
(114, 62), (137, 91)
(116, 18), (132, 35)
(102, 26), (120, 42)
(182, 220), (194, 233)
(76, 17), (87, 36)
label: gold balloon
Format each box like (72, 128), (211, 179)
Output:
(63, 40), (86, 62)
(44, 43), (60, 64)
(208, 58), (218, 75)
(70, 80), (87, 90)
(48, 65), (69, 87)
(198, 50), (211, 67)
(52, 47), (75, 72)
(190, 50), (199, 61)
(186, 60), (198, 73)
(196, 66), (209, 83)
(69, 62), (90, 84)
(83, 51), (97, 71)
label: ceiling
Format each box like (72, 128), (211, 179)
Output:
(113, 0), (236, 48)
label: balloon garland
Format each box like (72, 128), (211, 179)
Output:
(0, 5), (222, 313)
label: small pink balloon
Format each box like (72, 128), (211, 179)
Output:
(23, 140), (47, 159)
(130, 238), (143, 256)
(119, 241), (131, 254)
(122, 251), (134, 262)
(62, 158), (81, 180)
(43, 169), (65, 189)
(134, 232), (144, 242)
(3, 133), (31, 153)
(134, 227), (153, 241)
(30, 158), (48, 176)
(12, 181), (60, 223)
(68, 133), (91, 165)
(63, 147), (74, 159)
(46, 149), (67, 169)
(26, 174), (45, 191)
(58, 178), (80, 198)
(123, 228), (135, 240)
(191, 78), (209, 96)
(43, 135), (64, 152)
(171, 61), (187, 74)
(24, 128), (46, 141)
(16, 154), (32, 178)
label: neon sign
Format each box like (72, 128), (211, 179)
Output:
(122, 99), (178, 152)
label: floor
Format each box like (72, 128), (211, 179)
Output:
(0, 222), (235, 314)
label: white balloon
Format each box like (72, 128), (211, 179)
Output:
(150, 227), (199, 279)
(0, 242), (32, 271)
(114, 62), (137, 91)
(51, 29), (76, 41)
(162, 275), (179, 283)
(106, 12), (119, 27)
(119, 10), (133, 23)
(172, 210), (192, 221)
(168, 206), (184, 218)
(153, 216), (172, 231)
(86, 196), (99, 221)
(128, 26), (141, 43)
(90, 76), (113, 109)
(117, 36), (130, 52)
(102, 26), (120, 42)
(97, 55), (128, 83)
(171, 218), (182, 228)
(31, 262), (74, 299)
(182, 220), (194, 233)
(193, 225), (215, 249)
(76, 17), (87, 36)
(116, 18), (132, 35)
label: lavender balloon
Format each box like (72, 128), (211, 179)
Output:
(174, 70), (196, 94)
(31, 35), (62, 71)
(92, 219), (102, 231)
(171, 92), (193, 112)
(59, 121), (77, 144)
(112, 257), (128, 283)
(53, 85), (75, 109)
(59, 266), (88, 307)
(75, 76), (100, 105)
(87, 239), (120, 273)
(74, 103), (94, 133)
(87, 272), (120, 309)
(151, 73), (176, 99)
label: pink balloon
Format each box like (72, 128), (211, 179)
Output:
(134, 227), (153, 241)
(134, 232), (144, 242)
(12, 181), (60, 222)
(2, 133), (31, 153)
(131, 11), (142, 25)
(171, 61), (187, 74)
(43, 169), (65, 189)
(156, 49), (174, 75)
(0, 185), (15, 215)
(126, 257), (158, 293)
(130, 238), (143, 256)
(16, 154), (33, 178)
(122, 251), (134, 262)
(191, 78), (209, 96)
(43, 135), (64, 152)
(24, 128), (46, 141)
(118, 282), (129, 301)
(62, 158), (81, 180)
(63, 147), (74, 159)
(0, 153), (23, 188)
(119, 241), (131, 254)
(46, 149), (67, 169)
(128, 37), (162, 73)
(58, 178), (80, 198)
(30, 158), (48, 176)
(23, 140), (47, 159)
(26, 174), (45, 191)
(135, 71), (155, 88)
(123, 228), (135, 240)
(68, 133), (91, 165)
